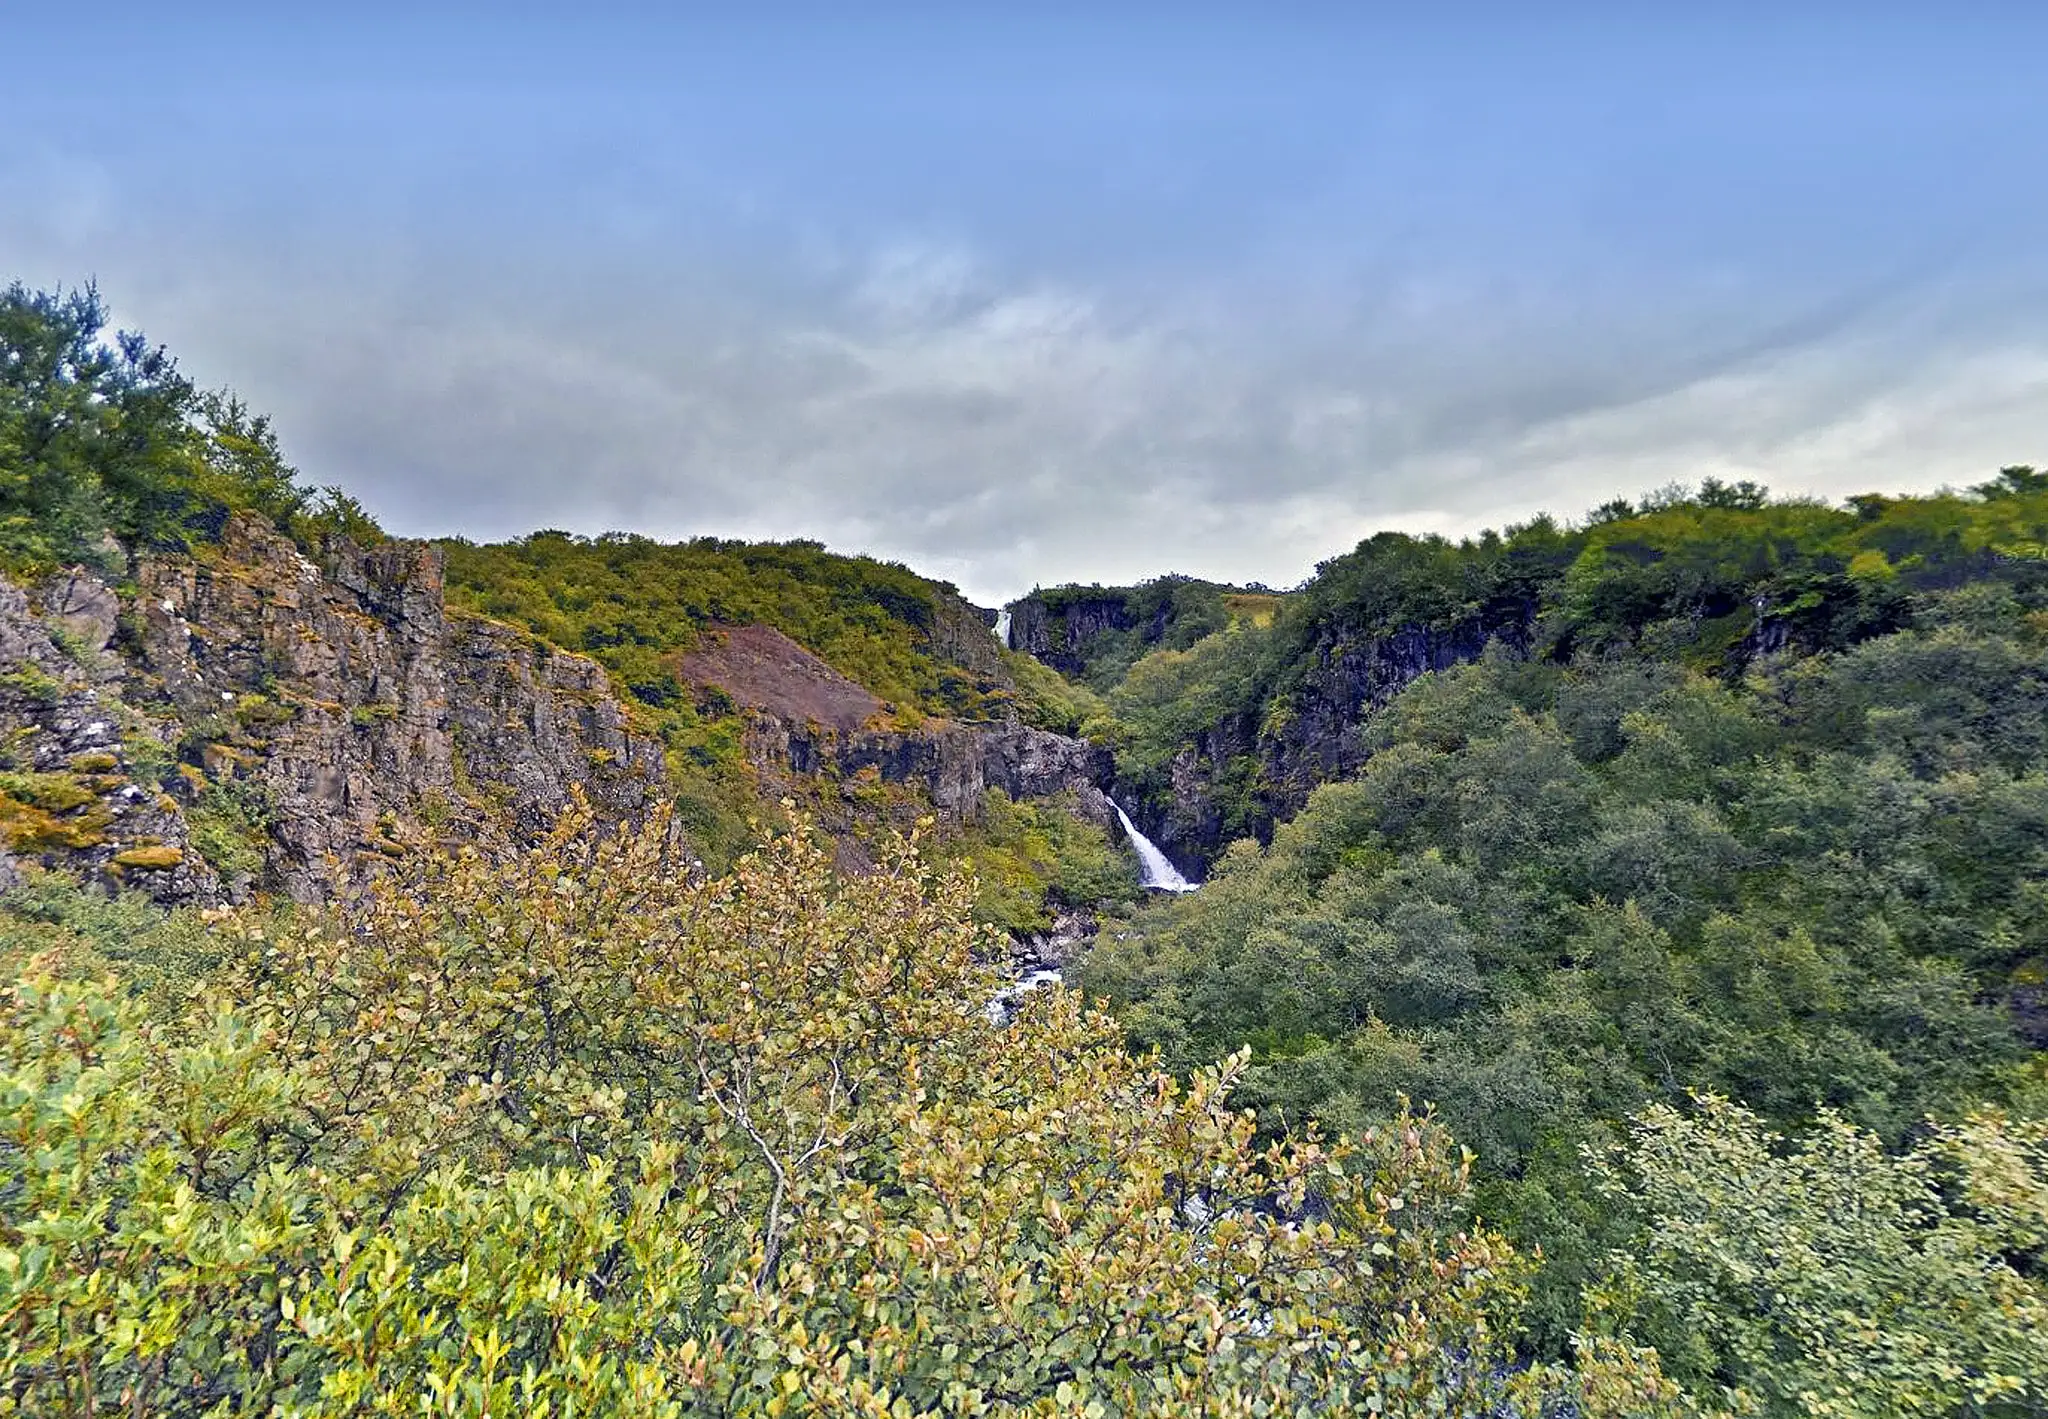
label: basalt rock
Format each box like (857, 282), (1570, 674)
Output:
(0, 579), (218, 904)
(1005, 594), (1140, 679)
(1127, 604), (1540, 868)
(0, 514), (667, 905)
(1012, 906), (1099, 974)
(1263, 606), (1537, 806)
(745, 713), (1116, 828)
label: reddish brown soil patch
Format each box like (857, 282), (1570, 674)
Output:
(678, 624), (882, 733)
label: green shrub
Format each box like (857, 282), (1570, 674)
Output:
(0, 807), (1673, 1417)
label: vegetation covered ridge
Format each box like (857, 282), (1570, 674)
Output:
(1066, 469), (2048, 847)
(4, 277), (2048, 1419)
(440, 529), (1047, 751)
(1075, 470), (2048, 1384)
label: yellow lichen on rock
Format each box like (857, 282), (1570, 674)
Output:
(112, 844), (185, 870)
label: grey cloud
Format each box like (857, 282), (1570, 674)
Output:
(5, 175), (2043, 606)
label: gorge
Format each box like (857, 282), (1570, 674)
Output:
(3, 275), (2046, 1416)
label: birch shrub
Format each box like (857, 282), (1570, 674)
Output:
(2, 806), (1675, 1416)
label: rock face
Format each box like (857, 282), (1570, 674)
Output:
(0, 578), (217, 903)
(1005, 594), (1140, 679)
(1011, 906), (1099, 976)
(1113, 603), (1539, 867)
(2, 516), (1122, 909)
(1, 515), (667, 904)
(1262, 606), (1536, 803)
(744, 715), (1116, 828)
(677, 620), (1117, 832)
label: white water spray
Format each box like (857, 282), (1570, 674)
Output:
(993, 607), (1012, 649)
(1112, 801), (1197, 892)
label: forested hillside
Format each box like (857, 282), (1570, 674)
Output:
(0, 282), (1127, 920)
(1052, 472), (2048, 1388)
(444, 533), (1011, 731)
(4, 278), (2046, 1416)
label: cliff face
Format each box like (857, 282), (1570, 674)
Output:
(1261, 604), (1537, 805)
(1, 515), (667, 904)
(750, 716), (1115, 826)
(675, 620), (1116, 835)
(1, 517), (1120, 907)
(1114, 604), (1539, 868)
(1005, 594), (1139, 679)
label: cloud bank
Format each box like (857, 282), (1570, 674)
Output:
(5, 1), (2045, 606)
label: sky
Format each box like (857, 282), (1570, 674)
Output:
(4, 3), (2046, 605)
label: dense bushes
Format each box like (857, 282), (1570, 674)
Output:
(1586, 1095), (2048, 1418)
(1084, 579), (2048, 1355)
(1085, 475), (2048, 798)
(0, 809), (1679, 1416)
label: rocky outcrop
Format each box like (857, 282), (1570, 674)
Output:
(1119, 604), (1540, 868)
(1, 515), (1131, 910)
(0, 514), (667, 904)
(924, 594), (1009, 684)
(1012, 906), (1099, 974)
(1005, 593), (1140, 679)
(744, 714), (1115, 828)
(0, 579), (217, 903)
(1263, 607), (1536, 803)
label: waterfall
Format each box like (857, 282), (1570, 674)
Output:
(1112, 801), (1197, 892)
(993, 607), (1012, 649)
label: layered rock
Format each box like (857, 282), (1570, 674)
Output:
(742, 712), (1116, 827)
(0, 579), (215, 902)
(676, 621), (1116, 831)
(1260, 605), (1537, 805)
(1004, 593), (1140, 679)
(3, 520), (1123, 910)
(1, 515), (667, 904)
(1113, 603), (1539, 867)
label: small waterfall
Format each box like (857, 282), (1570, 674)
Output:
(993, 607), (1012, 649)
(1112, 801), (1197, 893)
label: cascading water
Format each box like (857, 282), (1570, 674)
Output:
(1112, 801), (1197, 892)
(993, 607), (1012, 649)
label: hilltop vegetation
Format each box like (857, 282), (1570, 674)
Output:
(0, 282), (382, 575)
(1086, 472), (2048, 816)
(1075, 473), (2048, 1379)
(443, 532), (993, 726)
(4, 276), (2046, 1415)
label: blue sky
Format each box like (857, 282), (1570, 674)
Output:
(5, 3), (2045, 602)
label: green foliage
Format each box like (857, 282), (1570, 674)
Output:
(0, 806), (1673, 1416)
(1087, 601), (2047, 1346)
(1110, 620), (1274, 780)
(1588, 1095), (2048, 1417)
(184, 780), (273, 883)
(293, 484), (389, 546)
(444, 530), (955, 713)
(998, 644), (1115, 735)
(0, 866), (223, 1004)
(0, 282), (341, 573)
(947, 789), (1139, 930)
(0, 770), (112, 850)
(1023, 575), (1245, 689)
(1085, 478), (2048, 816)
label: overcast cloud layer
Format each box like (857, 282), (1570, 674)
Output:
(5, 4), (2045, 604)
